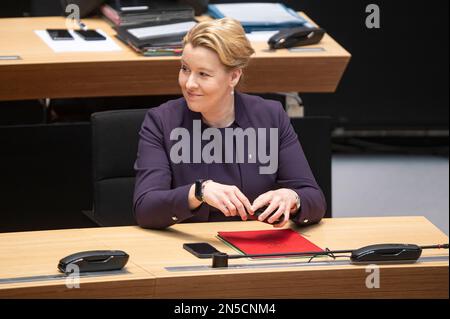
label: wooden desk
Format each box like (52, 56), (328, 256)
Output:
(0, 216), (447, 298)
(0, 14), (350, 101)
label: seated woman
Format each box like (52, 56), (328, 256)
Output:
(133, 18), (326, 229)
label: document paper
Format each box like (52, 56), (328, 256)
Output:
(35, 29), (122, 53)
(127, 21), (197, 40)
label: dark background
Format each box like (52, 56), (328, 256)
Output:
(0, 0), (448, 232)
(2, 0), (448, 130)
(215, 0), (449, 131)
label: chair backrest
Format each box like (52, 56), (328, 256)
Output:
(291, 117), (332, 218)
(89, 109), (147, 226)
(89, 110), (332, 226)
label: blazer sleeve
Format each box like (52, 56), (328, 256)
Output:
(274, 103), (327, 225)
(133, 109), (199, 229)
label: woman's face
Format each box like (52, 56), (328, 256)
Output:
(179, 43), (241, 114)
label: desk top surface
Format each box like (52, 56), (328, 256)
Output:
(0, 14), (350, 66)
(0, 216), (448, 292)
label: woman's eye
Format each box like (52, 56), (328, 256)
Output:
(200, 72), (210, 77)
(181, 65), (189, 72)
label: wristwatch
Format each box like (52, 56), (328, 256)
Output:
(195, 179), (208, 202)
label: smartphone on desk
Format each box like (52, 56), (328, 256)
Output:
(74, 30), (106, 41)
(46, 29), (74, 40)
(183, 243), (220, 259)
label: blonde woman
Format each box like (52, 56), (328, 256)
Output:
(134, 18), (326, 229)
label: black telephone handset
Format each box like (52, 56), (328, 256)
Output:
(268, 26), (325, 49)
(350, 244), (423, 264)
(58, 250), (129, 273)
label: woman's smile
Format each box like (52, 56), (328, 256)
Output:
(186, 91), (203, 99)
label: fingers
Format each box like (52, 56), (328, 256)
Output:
(221, 198), (236, 217)
(273, 202), (291, 228)
(226, 186), (250, 220)
(234, 187), (253, 216)
(251, 191), (272, 212)
(208, 194), (230, 217)
(214, 186), (251, 220)
(257, 197), (279, 222)
(205, 183), (238, 217)
(209, 183), (288, 222)
(229, 192), (247, 221)
(250, 189), (297, 226)
(268, 202), (285, 224)
(219, 204), (231, 217)
(253, 191), (292, 227)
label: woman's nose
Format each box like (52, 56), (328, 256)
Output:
(186, 74), (198, 89)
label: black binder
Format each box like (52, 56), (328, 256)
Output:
(114, 18), (196, 49)
(103, 0), (194, 26)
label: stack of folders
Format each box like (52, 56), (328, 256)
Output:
(101, 0), (195, 27)
(115, 19), (197, 56)
(208, 2), (309, 32)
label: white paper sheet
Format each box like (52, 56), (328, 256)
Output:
(245, 31), (278, 42)
(35, 29), (122, 53)
(127, 21), (197, 40)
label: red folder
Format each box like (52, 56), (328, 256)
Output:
(218, 229), (323, 257)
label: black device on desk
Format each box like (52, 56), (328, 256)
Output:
(74, 29), (106, 40)
(58, 250), (129, 273)
(350, 244), (423, 263)
(268, 26), (325, 49)
(211, 243), (449, 267)
(250, 206), (282, 224)
(183, 242), (220, 258)
(46, 29), (74, 40)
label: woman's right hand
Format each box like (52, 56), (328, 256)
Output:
(203, 181), (254, 220)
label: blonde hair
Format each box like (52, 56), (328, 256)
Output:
(183, 18), (255, 70)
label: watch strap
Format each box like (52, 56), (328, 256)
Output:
(195, 179), (206, 202)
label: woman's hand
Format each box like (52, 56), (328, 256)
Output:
(251, 189), (298, 228)
(203, 181), (253, 220)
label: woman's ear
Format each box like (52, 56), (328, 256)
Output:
(230, 68), (243, 87)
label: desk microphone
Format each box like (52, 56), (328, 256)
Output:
(211, 243), (449, 268)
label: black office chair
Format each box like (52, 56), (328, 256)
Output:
(84, 109), (148, 226)
(86, 109), (332, 226)
(291, 117), (332, 218)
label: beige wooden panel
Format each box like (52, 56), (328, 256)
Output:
(0, 228), (155, 298)
(0, 217), (447, 298)
(0, 14), (350, 100)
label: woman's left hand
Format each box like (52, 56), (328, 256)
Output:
(251, 189), (298, 228)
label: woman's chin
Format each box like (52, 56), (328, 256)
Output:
(185, 101), (203, 113)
